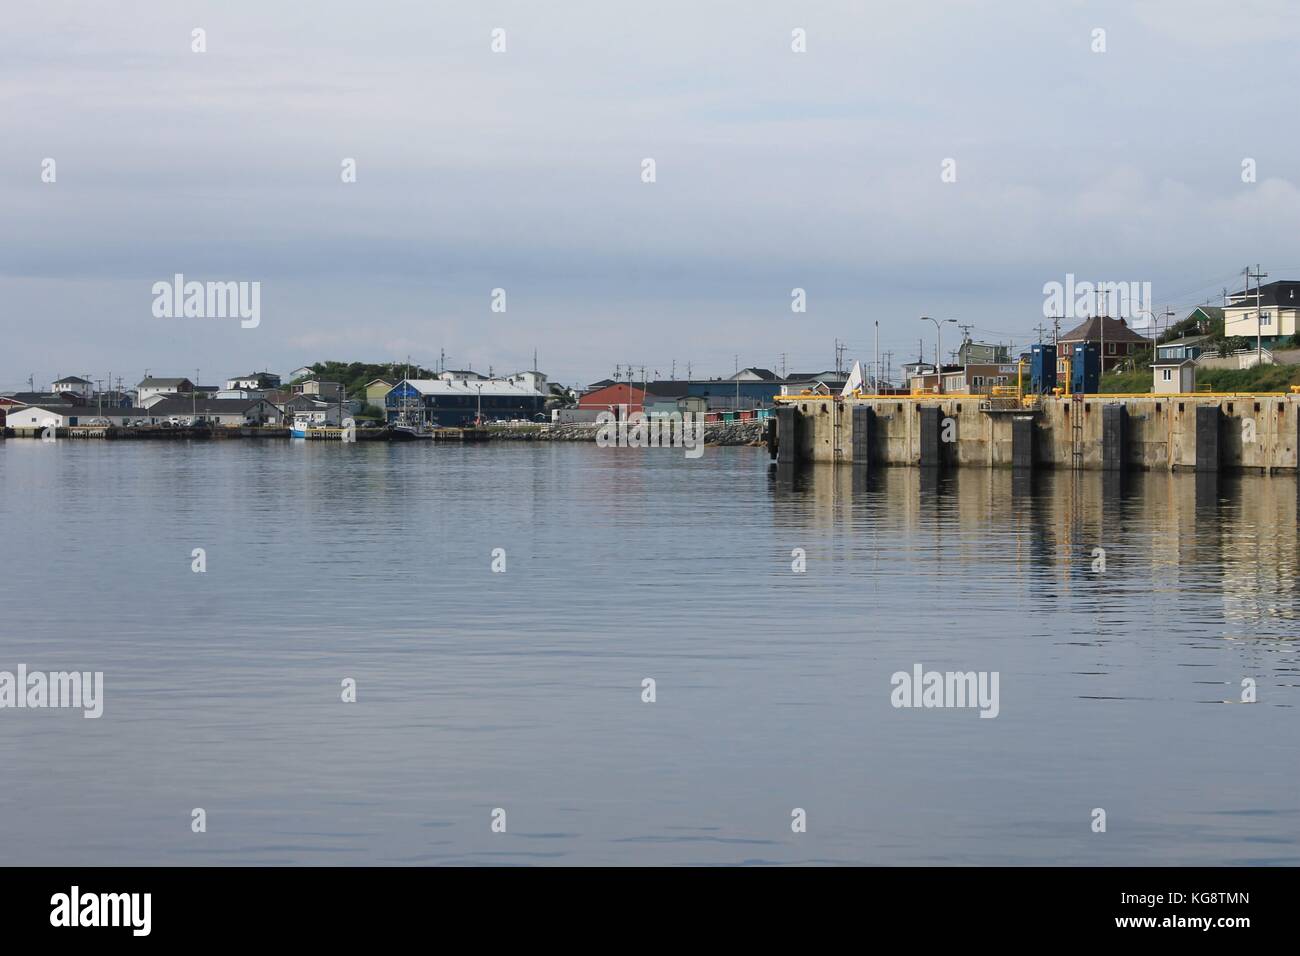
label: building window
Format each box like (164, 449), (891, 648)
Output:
(1162, 369), (1172, 382)
(1262, 312), (1272, 326)
(1107, 343), (1117, 355)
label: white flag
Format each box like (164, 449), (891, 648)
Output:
(841, 360), (864, 397)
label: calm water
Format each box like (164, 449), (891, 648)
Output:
(1, 439), (1297, 865)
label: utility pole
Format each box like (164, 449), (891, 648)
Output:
(1033, 323), (1048, 343)
(957, 323), (973, 365)
(1249, 264), (1268, 365)
(874, 321), (880, 393)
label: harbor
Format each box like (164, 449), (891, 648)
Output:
(770, 390), (1300, 472)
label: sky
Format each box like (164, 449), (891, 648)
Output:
(4, 0), (1300, 391)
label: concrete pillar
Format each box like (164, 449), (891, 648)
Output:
(1102, 403), (1126, 471)
(766, 415), (778, 460)
(919, 406), (942, 468)
(1011, 415), (1035, 469)
(1196, 404), (1221, 472)
(851, 405), (874, 468)
(776, 406), (798, 464)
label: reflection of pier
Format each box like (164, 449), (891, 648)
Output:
(766, 463), (1299, 630)
(771, 393), (1300, 473)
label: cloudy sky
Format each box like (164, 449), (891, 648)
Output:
(4, 0), (1300, 390)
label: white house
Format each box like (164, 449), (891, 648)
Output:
(223, 372), (280, 391)
(1152, 359), (1196, 395)
(51, 376), (93, 400)
(136, 377), (194, 405)
(292, 380), (344, 401)
(1223, 280), (1300, 346)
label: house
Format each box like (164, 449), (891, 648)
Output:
(781, 372), (850, 396)
(387, 374), (549, 426)
(1155, 335), (1210, 362)
(2, 391), (77, 407)
(909, 363), (1019, 394)
(1153, 359), (1196, 395)
(4, 404), (153, 428)
(51, 376), (93, 400)
(146, 397), (281, 426)
(1223, 280), (1300, 346)
(1056, 316), (1151, 372)
(225, 371), (281, 391)
(728, 367), (779, 382)
(576, 382), (646, 416)
(136, 377), (194, 405)
(956, 341), (1011, 365)
(292, 380), (345, 401)
(363, 378), (395, 410)
(284, 398), (343, 429)
(439, 369), (488, 382)
(216, 388), (266, 400)
(288, 366), (315, 382)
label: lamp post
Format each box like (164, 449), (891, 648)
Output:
(920, 317), (957, 393)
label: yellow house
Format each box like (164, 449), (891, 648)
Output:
(1223, 280), (1300, 345)
(364, 378), (395, 410)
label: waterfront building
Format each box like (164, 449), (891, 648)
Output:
(577, 382), (645, 417)
(146, 397), (281, 425)
(4, 404), (152, 428)
(386, 372), (548, 426)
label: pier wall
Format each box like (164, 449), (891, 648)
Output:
(780, 394), (1300, 472)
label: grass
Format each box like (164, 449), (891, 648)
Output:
(1099, 363), (1300, 394)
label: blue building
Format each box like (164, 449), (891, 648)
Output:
(385, 372), (548, 426)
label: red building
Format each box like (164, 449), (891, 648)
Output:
(577, 382), (646, 416)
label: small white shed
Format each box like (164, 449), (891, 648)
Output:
(1152, 359), (1196, 395)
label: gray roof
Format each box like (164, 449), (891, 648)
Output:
(13, 405), (153, 416)
(3, 392), (75, 405)
(138, 377), (192, 388)
(52, 375), (92, 385)
(147, 397), (269, 415)
(1158, 335), (1209, 348)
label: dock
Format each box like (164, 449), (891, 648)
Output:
(770, 391), (1300, 473)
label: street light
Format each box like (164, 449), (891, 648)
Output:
(919, 317), (957, 393)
